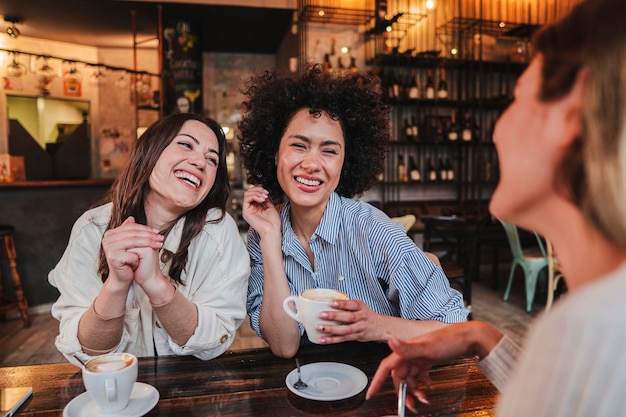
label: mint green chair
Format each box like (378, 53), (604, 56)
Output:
(499, 219), (548, 312)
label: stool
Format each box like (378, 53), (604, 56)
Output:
(0, 225), (30, 327)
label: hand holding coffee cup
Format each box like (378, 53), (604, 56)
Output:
(82, 352), (138, 414)
(283, 288), (349, 343)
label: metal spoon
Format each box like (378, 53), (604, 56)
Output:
(293, 358), (308, 390)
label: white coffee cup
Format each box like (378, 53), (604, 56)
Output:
(83, 352), (138, 414)
(283, 288), (349, 343)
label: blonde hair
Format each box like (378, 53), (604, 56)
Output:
(534, 0), (626, 248)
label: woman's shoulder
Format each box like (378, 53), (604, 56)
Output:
(534, 263), (626, 336)
(336, 197), (406, 242)
(61, 203), (112, 251)
(339, 197), (397, 226)
(198, 208), (243, 238)
(72, 203), (112, 231)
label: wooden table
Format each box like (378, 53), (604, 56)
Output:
(1, 342), (498, 416)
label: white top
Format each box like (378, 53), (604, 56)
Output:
(49, 203), (250, 366)
(479, 261), (626, 417)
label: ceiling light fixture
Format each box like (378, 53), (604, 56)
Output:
(4, 16), (22, 39)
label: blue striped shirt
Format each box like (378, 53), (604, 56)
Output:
(246, 193), (469, 338)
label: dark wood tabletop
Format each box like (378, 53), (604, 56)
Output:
(1, 342), (497, 416)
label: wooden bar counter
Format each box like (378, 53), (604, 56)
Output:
(0, 341), (498, 416)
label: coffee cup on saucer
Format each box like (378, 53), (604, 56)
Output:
(82, 352), (138, 414)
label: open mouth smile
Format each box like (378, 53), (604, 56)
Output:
(175, 170), (201, 188)
(295, 176), (322, 186)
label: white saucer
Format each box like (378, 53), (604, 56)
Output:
(63, 382), (159, 417)
(286, 362), (368, 401)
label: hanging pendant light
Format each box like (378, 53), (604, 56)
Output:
(6, 52), (26, 77)
(89, 66), (106, 86)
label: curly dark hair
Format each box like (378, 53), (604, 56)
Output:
(97, 113), (230, 284)
(237, 63), (390, 201)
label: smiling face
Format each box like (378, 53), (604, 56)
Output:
(489, 56), (582, 228)
(146, 119), (220, 221)
(276, 108), (345, 218)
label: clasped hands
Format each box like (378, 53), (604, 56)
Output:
(101, 216), (167, 291)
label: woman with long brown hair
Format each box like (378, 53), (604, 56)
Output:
(50, 113), (249, 366)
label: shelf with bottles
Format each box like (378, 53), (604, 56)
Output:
(382, 145), (459, 186)
(375, 52), (526, 111)
(380, 61), (520, 110)
(368, 53), (527, 74)
(391, 106), (487, 144)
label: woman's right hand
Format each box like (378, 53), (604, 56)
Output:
(366, 322), (503, 409)
(242, 185), (280, 236)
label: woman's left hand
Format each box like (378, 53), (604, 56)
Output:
(314, 298), (384, 343)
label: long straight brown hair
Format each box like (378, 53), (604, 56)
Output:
(97, 113), (230, 284)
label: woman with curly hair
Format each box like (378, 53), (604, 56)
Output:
(49, 113), (250, 366)
(238, 64), (468, 358)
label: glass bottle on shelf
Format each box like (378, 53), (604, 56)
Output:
(438, 158), (448, 181)
(447, 111), (459, 141)
(462, 112), (473, 142)
(408, 156), (421, 182)
(404, 118), (413, 142)
(323, 53), (332, 73)
(383, 69), (394, 100)
(349, 56), (358, 73)
(473, 114), (482, 142)
(391, 70), (401, 100)
(376, 0), (388, 20)
(408, 69), (420, 99)
(445, 158), (455, 181)
(425, 70), (435, 99)
(426, 158), (437, 181)
(397, 154), (408, 182)
(411, 116), (419, 141)
(484, 159), (493, 181)
(437, 67), (448, 99)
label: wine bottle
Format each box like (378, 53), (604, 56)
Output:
(384, 69), (394, 100)
(473, 114), (482, 142)
(408, 156), (421, 182)
(337, 56), (346, 70)
(425, 70), (435, 99)
(323, 53), (332, 72)
(397, 154), (408, 182)
(411, 116), (419, 141)
(447, 111), (459, 141)
(437, 67), (448, 99)
(462, 112), (473, 141)
(349, 56), (358, 73)
(408, 69), (419, 99)
(484, 160), (493, 181)
(426, 158), (437, 181)
(438, 158), (448, 181)
(445, 158), (455, 181)
(376, 0), (388, 20)
(404, 118), (413, 142)
(391, 71), (401, 100)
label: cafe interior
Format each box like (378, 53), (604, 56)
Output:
(0, 0), (579, 415)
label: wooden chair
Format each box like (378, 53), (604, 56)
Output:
(0, 225), (30, 327)
(391, 214), (416, 233)
(421, 215), (478, 317)
(546, 240), (565, 311)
